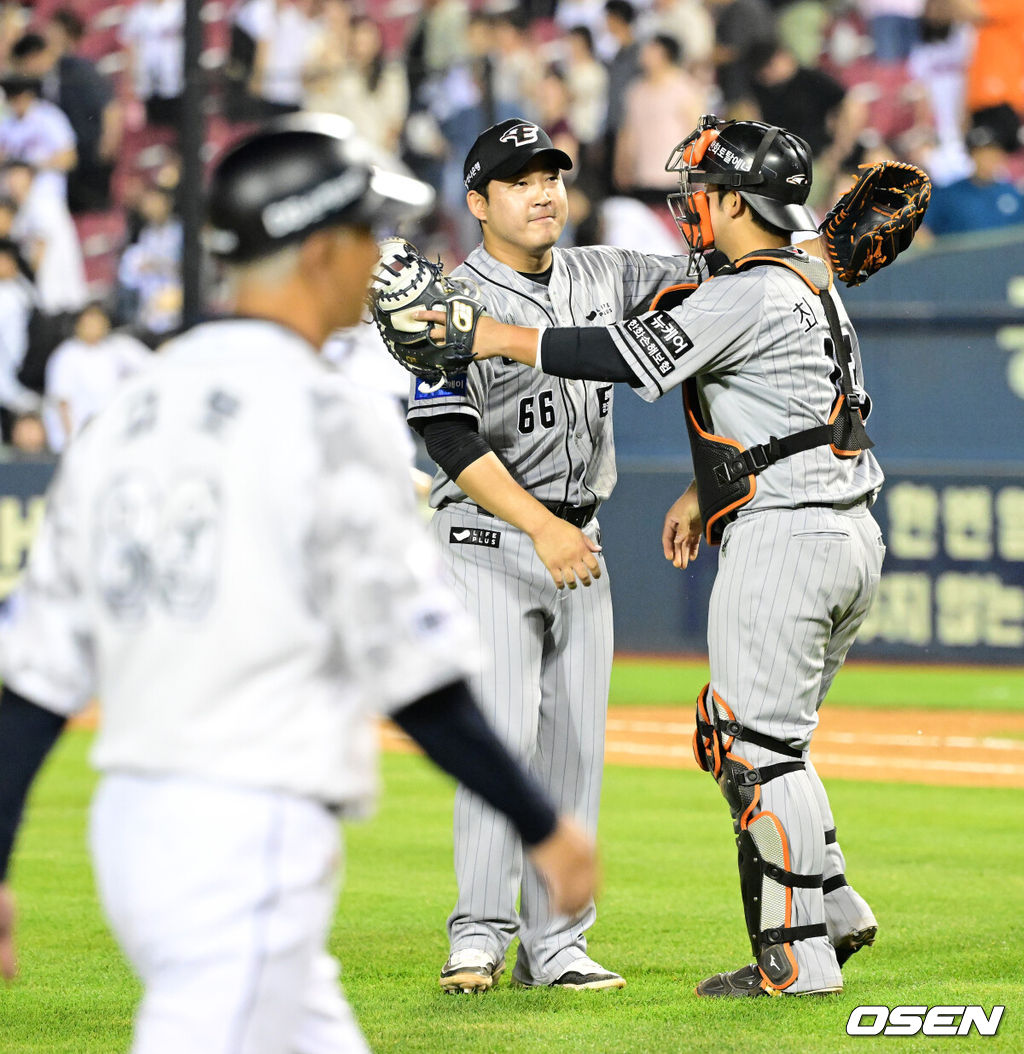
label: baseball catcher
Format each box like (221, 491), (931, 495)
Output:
(820, 161), (931, 287)
(369, 237), (486, 380)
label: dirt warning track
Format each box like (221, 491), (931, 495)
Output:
(382, 706), (1024, 789)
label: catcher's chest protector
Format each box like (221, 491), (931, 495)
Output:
(675, 250), (874, 544)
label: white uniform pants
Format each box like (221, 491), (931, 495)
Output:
(90, 774), (369, 1054)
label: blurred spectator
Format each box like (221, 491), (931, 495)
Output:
(556, 0), (616, 58)
(772, 0), (835, 68)
(4, 158), (87, 385)
(8, 411), (48, 456)
(490, 11), (543, 124)
(603, 1), (641, 188)
(237, 0), (319, 118)
(750, 42), (867, 201)
(404, 0), (471, 108)
(614, 34), (707, 196)
(12, 18), (122, 213)
(906, 0), (973, 185)
(305, 14), (408, 153)
(44, 301), (151, 451)
(945, 0), (1024, 121)
(857, 0), (926, 64)
(639, 0), (716, 76)
(0, 2), (28, 66)
(563, 25), (608, 151)
(0, 73), (77, 203)
(537, 66), (580, 169)
(116, 183), (183, 343)
(0, 236), (40, 441)
(708, 0), (777, 116)
(301, 0), (351, 112)
(119, 0), (185, 129)
(922, 107), (1024, 236)
(0, 194), (32, 279)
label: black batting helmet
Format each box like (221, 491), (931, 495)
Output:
(206, 113), (434, 263)
(666, 115), (815, 261)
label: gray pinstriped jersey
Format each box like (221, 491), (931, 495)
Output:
(605, 249), (885, 509)
(407, 244), (686, 509)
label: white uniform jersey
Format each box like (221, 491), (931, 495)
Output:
(407, 243), (685, 509)
(0, 319), (479, 808)
(606, 251), (885, 508)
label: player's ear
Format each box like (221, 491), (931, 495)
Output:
(467, 190), (488, 224)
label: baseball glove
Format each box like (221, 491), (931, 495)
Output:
(368, 238), (486, 380)
(819, 161), (932, 287)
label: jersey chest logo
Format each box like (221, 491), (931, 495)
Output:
(449, 526), (501, 549)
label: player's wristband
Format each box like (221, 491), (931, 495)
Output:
(533, 327), (547, 372)
(0, 686), (67, 881)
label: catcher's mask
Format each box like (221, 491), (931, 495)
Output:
(666, 115), (816, 274)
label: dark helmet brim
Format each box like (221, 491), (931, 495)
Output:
(740, 192), (818, 233)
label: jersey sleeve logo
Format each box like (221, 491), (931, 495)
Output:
(623, 312), (693, 378)
(413, 373), (468, 400)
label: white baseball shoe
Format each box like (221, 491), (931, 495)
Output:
(439, 949), (505, 994)
(514, 955), (625, 990)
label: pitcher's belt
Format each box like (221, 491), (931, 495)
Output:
(439, 499), (597, 529)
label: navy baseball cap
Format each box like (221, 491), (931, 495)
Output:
(463, 119), (572, 193)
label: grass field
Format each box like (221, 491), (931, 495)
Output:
(1, 659), (1022, 1052)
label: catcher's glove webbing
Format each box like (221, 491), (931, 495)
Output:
(819, 161), (931, 287)
(369, 238), (486, 380)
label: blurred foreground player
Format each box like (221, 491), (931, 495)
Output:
(0, 115), (597, 1053)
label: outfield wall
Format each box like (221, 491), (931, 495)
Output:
(1, 232), (1022, 664)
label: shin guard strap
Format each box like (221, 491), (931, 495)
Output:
(759, 923), (828, 947)
(735, 761), (804, 788)
(763, 862), (824, 888)
(717, 717), (804, 759)
(822, 873), (849, 895)
(824, 827), (838, 845)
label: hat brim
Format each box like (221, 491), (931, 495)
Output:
(478, 147), (573, 186)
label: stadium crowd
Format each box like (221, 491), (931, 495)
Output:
(0, 0), (1021, 455)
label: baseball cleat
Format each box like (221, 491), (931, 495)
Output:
(439, 949), (505, 994)
(512, 955), (626, 990)
(550, 956), (626, 990)
(695, 963), (843, 997)
(834, 925), (877, 967)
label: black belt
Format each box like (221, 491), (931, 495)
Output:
(441, 499), (598, 529)
(798, 492), (874, 511)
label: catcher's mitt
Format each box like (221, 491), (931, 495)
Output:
(820, 161), (932, 287)
(369, 238), (486, 380)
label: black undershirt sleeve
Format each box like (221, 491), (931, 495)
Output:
(391, 679), (558, 847)
(541, 328), (640, 385)
(0, 686), (68, 882)
(420, 415), (492, 480)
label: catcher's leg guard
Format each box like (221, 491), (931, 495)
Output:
(698, 687), (833, 993)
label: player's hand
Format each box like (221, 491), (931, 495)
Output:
(530, 515), (602, 590)
(527, 816), (599, 916)
(0, 883), (17, 981)
(413, 310), (503, 358)
(662, 483), (702, 568)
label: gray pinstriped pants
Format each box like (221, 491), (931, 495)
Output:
(708, 504), (885, 991)
(432, 503), (614, 982)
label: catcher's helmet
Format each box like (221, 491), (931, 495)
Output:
(666, 115), (816, 263)
(206, 113), (434, 263)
